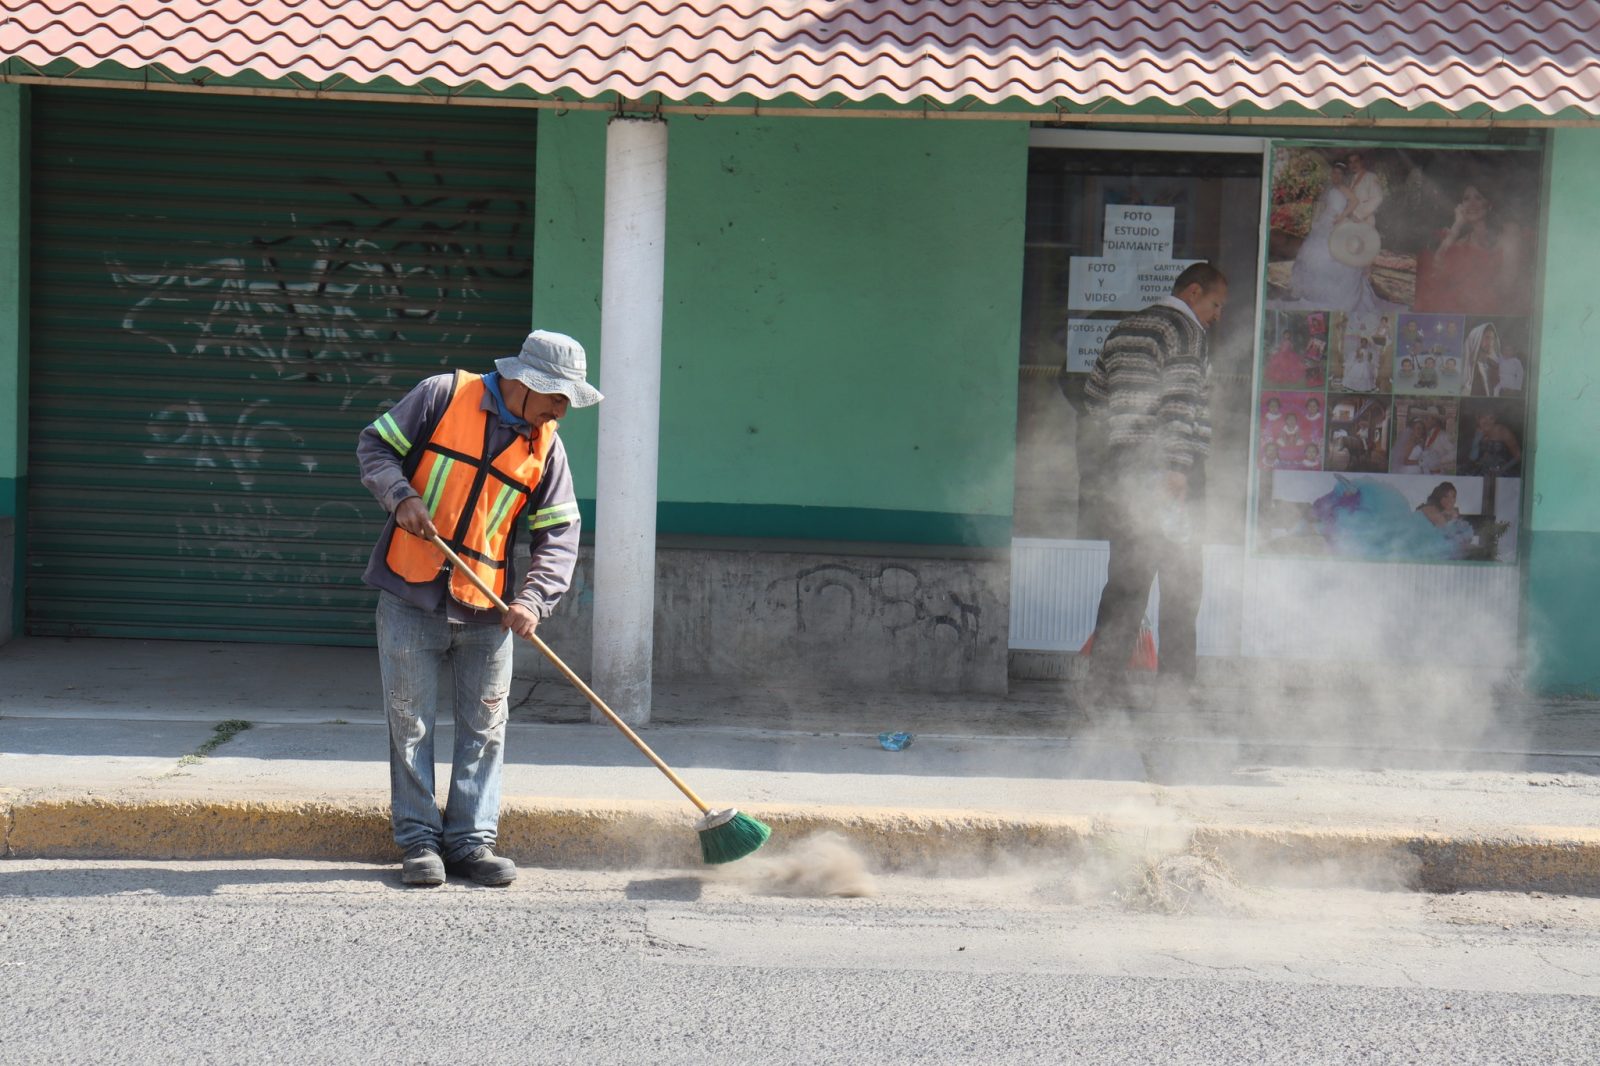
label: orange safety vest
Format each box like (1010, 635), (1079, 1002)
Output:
(384, 371), (556, 610)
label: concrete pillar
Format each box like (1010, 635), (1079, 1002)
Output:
(592, 116), (668, 725)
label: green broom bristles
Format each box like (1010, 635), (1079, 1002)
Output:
(696, 808), (773, 865)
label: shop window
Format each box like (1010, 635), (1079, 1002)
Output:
(1016, 144), (1263, 544)
(1255, 143), (1540, 566)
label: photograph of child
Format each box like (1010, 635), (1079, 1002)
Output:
(1324, 397), (1390, 474)
(1393, 314), (1464, 394)
(1262, 311), (1329, 389)
(1392, 398), (1460, 476)
(1304, 395), (1325, 440)
(1417, 355), (1441, 390)
(1329, 311), (1394, 393)
(1259, 391), (1326, 470)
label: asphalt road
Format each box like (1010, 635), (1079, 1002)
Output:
(3, 853), (1599, 1065)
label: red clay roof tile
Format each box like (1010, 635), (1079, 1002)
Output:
(3, 1), (1597, 115)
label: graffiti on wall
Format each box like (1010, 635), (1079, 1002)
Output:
(763, 563), (986, 650)
(143, 400), (315, 489)
(107, 153), (532, 593)
(114, 154), (529, 395)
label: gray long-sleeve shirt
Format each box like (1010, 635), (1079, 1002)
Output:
(357, 372), (581, 624)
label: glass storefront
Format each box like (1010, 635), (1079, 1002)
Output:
(1009, 131), (1540, 666)
(1015, 137), (1263, 545)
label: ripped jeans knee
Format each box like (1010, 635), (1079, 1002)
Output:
(460, 687), (509, 749)
(386, 690), (428, 748)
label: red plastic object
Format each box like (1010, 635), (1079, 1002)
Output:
(1080, 622), (1158, 671)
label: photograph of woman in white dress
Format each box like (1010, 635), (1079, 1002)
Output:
(1342, 339), (1378, 391)
(1463, 320), (1501, 397)
(1286, 152), (1393, 313)
(1329, 311), (1392, 393)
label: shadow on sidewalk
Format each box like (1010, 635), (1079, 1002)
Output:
(5, 637), (1598, 781)
(0, 716), (213, 759)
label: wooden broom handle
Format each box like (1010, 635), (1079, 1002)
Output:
(423, 531), (710, 814)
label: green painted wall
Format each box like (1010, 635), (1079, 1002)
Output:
(1, 85), (27, 635)
(1527, 128), (1600, 694)
(0, 85), (27, 517)
(532, 110), (606, 504)
(1525, 532), (1599, 693)
(535, 113), (1027, 546)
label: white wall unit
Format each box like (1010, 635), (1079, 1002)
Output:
(1009, 539), (1514, 665)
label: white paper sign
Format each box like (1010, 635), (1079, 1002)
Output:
(1102, 205), (1175, 256)
(1068, 255), (1137, 310)
(1136, 259), (1204, 302)
(1067, 205), (1203, 316)
(1065, 318), (1118, 373)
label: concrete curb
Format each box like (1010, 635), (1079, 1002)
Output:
(5, 791), (1600, 896)
(1195, 825), (1600, 896)
(1, 793), (1096, 870)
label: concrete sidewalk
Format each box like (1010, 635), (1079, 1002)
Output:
(3, 637), (1599, 893)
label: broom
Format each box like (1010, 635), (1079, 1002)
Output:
(423, 531), (772, 864)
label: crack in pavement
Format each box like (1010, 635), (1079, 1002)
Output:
(1392, 964), (1424, 987)
(1156, 952), (1262, 976)
(637, 910), (710, 957)
(509, 680), (539, 715)
(1532, 947), (1595, 979)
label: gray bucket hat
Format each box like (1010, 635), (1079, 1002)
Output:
(495, 330), (603, 408)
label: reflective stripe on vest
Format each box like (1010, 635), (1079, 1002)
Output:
(383, 371), (556, 609)
(529, 500), (580, 533)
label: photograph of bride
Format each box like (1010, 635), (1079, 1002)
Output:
(1264, 145), (1540, 318)
(1267, 148), (1409, 312)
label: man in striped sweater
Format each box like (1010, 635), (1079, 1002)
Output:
(1082, 262), (1228, 695)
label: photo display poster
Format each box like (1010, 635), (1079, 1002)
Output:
(1254, 143), (1539, 565)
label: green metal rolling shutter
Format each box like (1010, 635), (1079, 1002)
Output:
(26, 89), (537, 644)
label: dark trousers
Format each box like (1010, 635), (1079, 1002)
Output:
(1087, 472), (1203, 681)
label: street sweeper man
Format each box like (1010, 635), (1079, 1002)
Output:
(356, 330), (601, 887)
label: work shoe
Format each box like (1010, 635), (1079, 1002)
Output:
(401, 844), (445, 887)
(446, 845), (517, 887)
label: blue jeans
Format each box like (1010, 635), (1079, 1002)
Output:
(376, 592), (513, 863)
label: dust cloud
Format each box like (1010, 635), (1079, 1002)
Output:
(991, 304), (1539, 906)
(677, 323), (1538, 915)
(724, 831), (878, 899)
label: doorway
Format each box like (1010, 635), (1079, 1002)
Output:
(1010, 130), (1266, 660)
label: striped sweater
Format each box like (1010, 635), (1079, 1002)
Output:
(1082, 302), (1212, 472)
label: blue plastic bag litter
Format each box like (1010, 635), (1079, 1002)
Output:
(877, 731), (914, 751)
